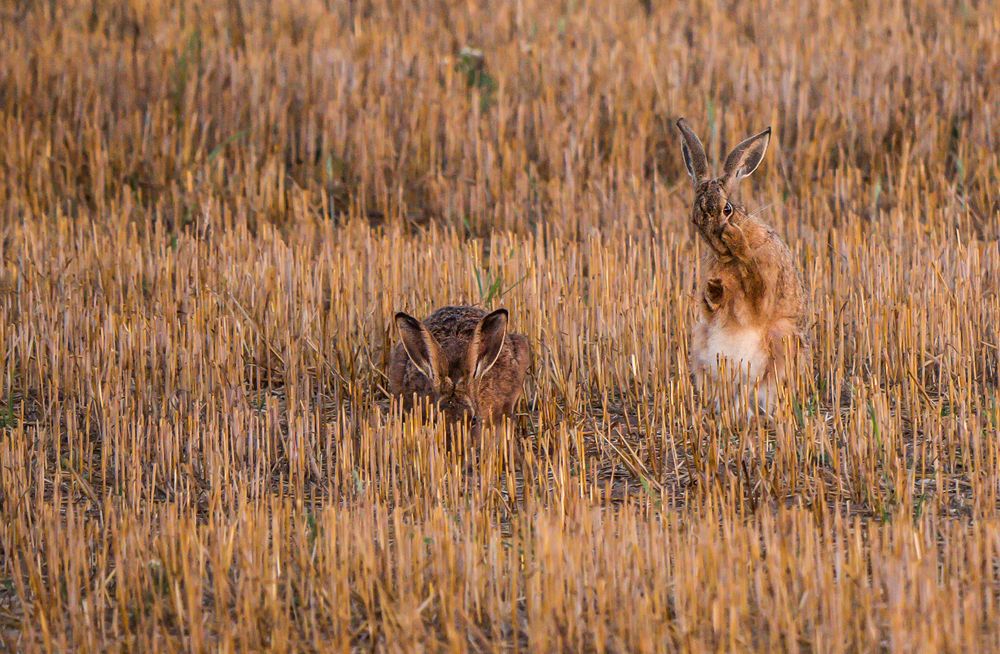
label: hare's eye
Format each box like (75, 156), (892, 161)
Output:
(723, 202), (733, 217)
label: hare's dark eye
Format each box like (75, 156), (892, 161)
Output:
(723, 202), (733, 217)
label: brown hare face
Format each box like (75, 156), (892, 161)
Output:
(688, 179), (734, 256)
(389, 306), (529, 437)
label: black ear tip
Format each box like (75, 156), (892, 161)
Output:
(483, 308), (509, 326)
(676, 117), (687, 129)
(395, 311), (419, 327)
(764, 126), (772, 135)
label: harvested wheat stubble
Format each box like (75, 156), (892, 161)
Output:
(0, 0), (998, 651)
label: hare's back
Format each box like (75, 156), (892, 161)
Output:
(422, 306), (488, 347)
(424, 306), (490, 367)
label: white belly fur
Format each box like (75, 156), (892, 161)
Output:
(697, 325), (769, 381)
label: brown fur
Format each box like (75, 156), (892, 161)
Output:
(389, 305), (530, 435)
(677, 119), (807, 412)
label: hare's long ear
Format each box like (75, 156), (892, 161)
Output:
(395, 312), (446, 383)
(676, 118), (709, 185)
(723, 127), (771, 191)
(469, 309), (508, 380)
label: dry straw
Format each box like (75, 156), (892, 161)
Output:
(0, 0), (998, 651)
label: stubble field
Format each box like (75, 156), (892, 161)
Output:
(1, 0), (998, 651)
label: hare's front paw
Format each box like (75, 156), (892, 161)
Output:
(703, 277), (725, 312)
(720, 221), (750, 259)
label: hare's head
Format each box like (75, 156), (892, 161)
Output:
(676, 118), (771, 254)
(394, 308), (510, 430)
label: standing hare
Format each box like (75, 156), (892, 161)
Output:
(389, 306), (530, 437)
(676, 118), (807, 414)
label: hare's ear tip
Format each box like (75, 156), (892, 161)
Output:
(676, 117), (687, 128)
(763, 126), (773, 135)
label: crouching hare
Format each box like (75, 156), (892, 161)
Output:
(676, 118), (807, 415)
(389, 306), (530, 438)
